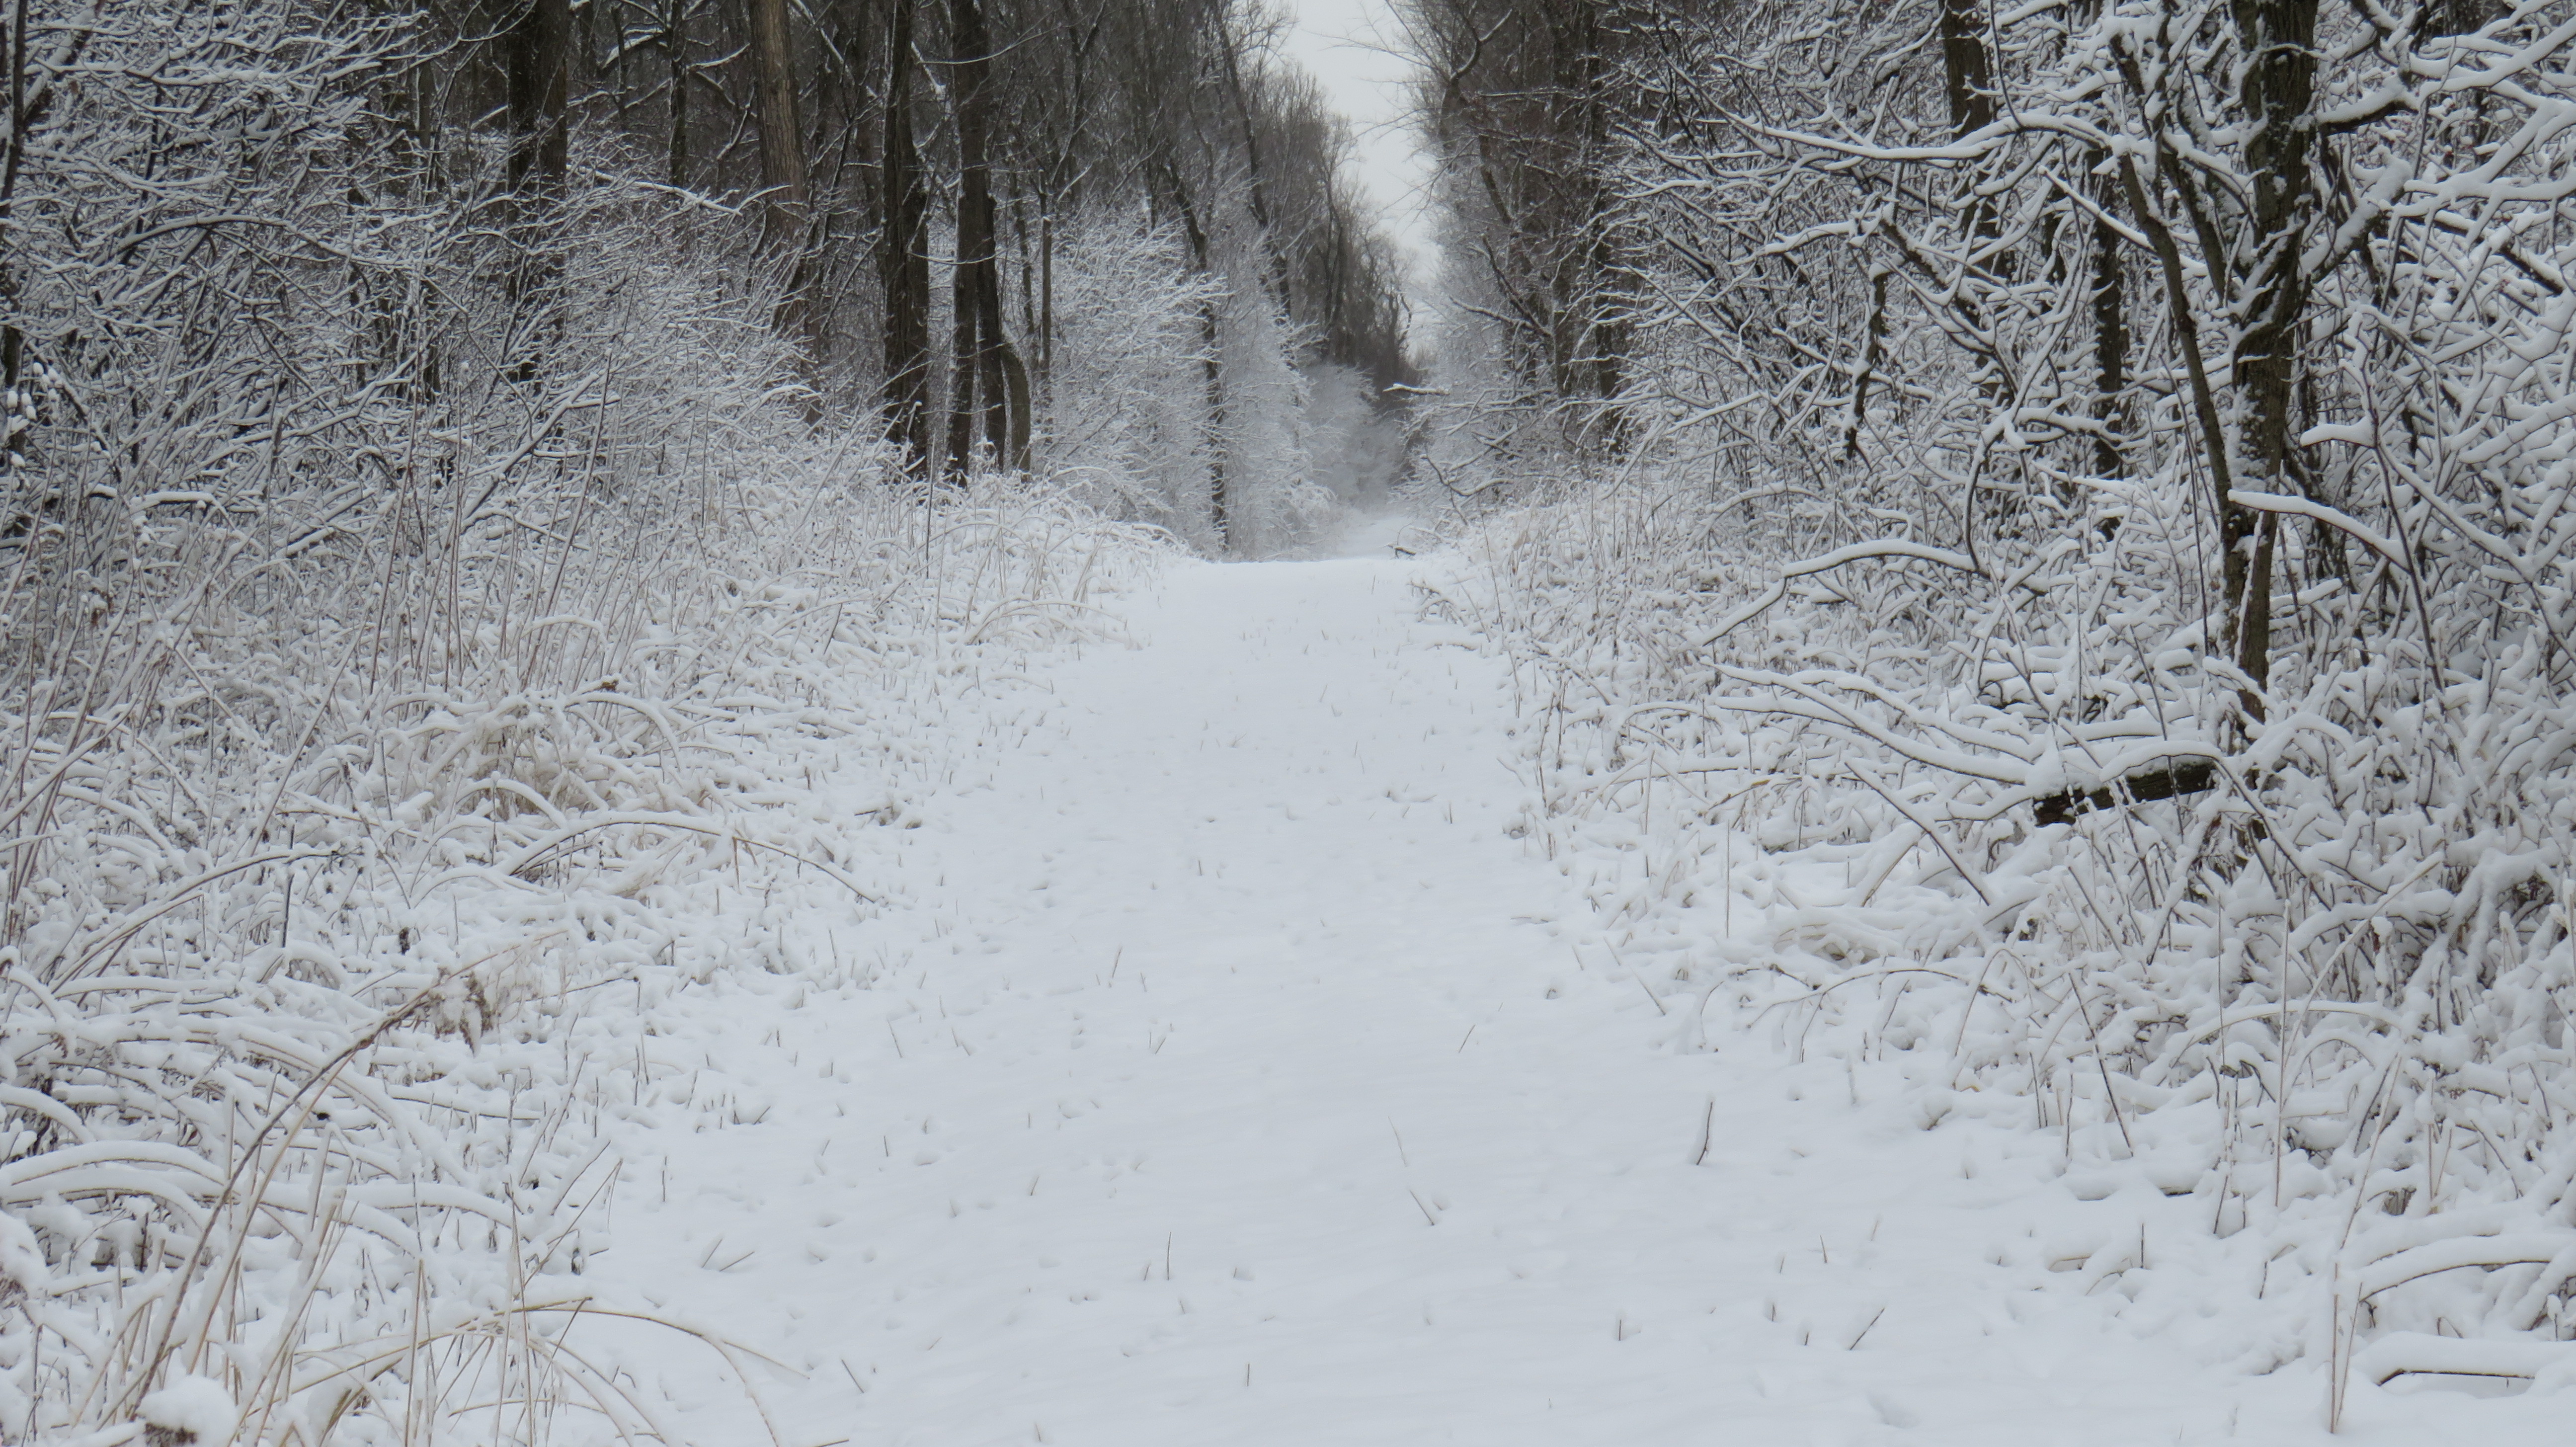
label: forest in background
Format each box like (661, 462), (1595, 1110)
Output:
(3, 0), (1423, 558)
(21, 0), (2576, 1432)
(1411, 0), (2576, 1403)
(0, 0), (1416, 1438)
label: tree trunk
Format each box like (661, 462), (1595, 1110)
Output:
(745, 0), (819, 367)
(2, 0), (46, 400)
(879, 0), (932, 475)
(663, 0), (688, 190)
(1936, 0), (1994, 137)
(1037, 195), (1054, 408)
(2221, 0), (2321, 714)
(2089, 158), (2128, 482)
(1159, 163), (1227, 550)
(1938, 0), (1997, 258)
(1215, 10), (1290, 313)
(997, 337), (1032, 470)
(503, 0), (569, 380)
(943, 0), (1020, 479)
(505, 0), (570, 202)
(1201, 296), (1227, 548)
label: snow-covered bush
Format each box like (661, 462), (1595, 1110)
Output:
(1039, 207), (1348, 557)
(1435, 0), (2576, 1410)
(1043, 213), (1230, 539)
(0, 4), (1167, 1439)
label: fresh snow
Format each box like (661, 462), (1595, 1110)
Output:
(137, 1375), (237, 1440)
(590, 547), (2554, 1446)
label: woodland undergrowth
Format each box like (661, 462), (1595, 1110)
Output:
(2, 279), (1157, 1447)
(4, 436), (1152, 1445)
(1407, 0), (2576, 1414)
(1435, 463), (2576, 1404)
(0, 5), (1187, 1439)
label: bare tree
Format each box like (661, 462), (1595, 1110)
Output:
(1406, 0), (1638, 454)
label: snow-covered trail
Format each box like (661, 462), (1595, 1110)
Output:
(596, 554), (2487, 1447)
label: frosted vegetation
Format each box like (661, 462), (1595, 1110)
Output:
(12, 0), (2576, 1439)
(1408, 0), (2576, 1414)
(0, 0), (1385, 1439)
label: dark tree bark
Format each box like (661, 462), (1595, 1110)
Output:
(505, 0), (570, 200)
(1845, 265), (1889, 458)
(1936, 0), (1993, 137)
(942, 0), (1028, 478)
(501, 0), (569, 381)
(879, 0), (933, 474)
(1038, 203), (1053, 401)
(2429, 0), (2498, 33)
(1028, 0), (1107, 416)
(1, 0), (52, 400)
(1938, 0), (1998, 260)
(942, 0), (992, 477)
(2089, 166), (2128, 482)
(660, 0), (690, 190)
(2220, 0), (2321, 712)
(744, 0), (821, 366)
(820, 0), (882, 246)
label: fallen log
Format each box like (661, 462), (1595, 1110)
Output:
(2032, 758), (2219, 826)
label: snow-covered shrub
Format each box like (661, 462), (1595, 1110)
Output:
(1040, 206), (1358, 557)
(1436, 0), (2576, 1411)
(1043, 213), (1228, 539)
(0, 4), (1167, 1440)
(1212, 271), (1333, 557)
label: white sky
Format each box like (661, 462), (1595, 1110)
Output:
(1275, 0), (1439, 297)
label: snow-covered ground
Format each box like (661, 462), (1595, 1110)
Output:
(588, 549), (2554, 1446)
